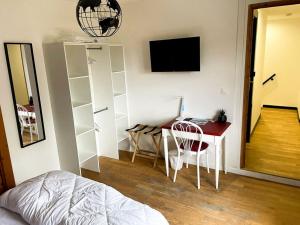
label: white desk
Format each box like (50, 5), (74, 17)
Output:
(161, 120), (231, 190)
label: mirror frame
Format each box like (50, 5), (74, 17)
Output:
(4, 42), (46, 148)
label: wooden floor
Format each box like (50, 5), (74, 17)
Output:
(22, 131), (38, 145)
(82, 151), (300, 225)
(246, 108), (300, 180)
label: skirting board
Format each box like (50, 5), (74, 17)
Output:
(228, 168), (300, 187)
(263, 105), (297, 110)
(263, 105), (300, 122)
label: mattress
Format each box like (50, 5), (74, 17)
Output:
(0, 208), (28, 225)
(0, 170), (169, 225)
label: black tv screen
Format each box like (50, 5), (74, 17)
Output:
(150, 37), (200, 72)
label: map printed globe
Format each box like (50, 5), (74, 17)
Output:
(76, 0), (122, 37)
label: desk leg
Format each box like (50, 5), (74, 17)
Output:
(163, 135), (169, 177)
(215, 142), (220, 190)
(223, 137), (227, 174)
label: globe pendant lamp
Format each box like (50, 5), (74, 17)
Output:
(76, 0), (122, 37)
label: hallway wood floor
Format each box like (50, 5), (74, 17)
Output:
(82, 151), (300, 225)
(246, 107), (300, 180)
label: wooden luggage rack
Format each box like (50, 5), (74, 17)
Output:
(126, 124), (162, 167)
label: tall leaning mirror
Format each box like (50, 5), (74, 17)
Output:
(4, 43), (45, 148)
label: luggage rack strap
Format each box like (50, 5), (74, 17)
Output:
(134, 125), (148, 133)
(126, 124), (162, 136)
(126, 124), (141, 132)
(144, 126), (157, 135)
(152, 130), (162, 136)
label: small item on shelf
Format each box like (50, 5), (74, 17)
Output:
(176, 96), (185, 121)
(179, 96), (185, 117)
(184, 118), (208, 125)
(217, 109), (227, 123)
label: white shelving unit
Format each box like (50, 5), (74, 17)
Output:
(65, 45), (99, 173)
(110, 46), (130, 151)
(110, 46), (125, 72)
(44, 42), (130, 174)
(73, 104), (94, 136)
(115, 113), (127, 120)
(44, 43), (100, 175)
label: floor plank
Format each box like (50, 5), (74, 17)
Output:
(246, 108), (300, 180)
(82, 151), (300, 225)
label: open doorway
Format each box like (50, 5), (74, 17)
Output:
(241, 1), (300, 180)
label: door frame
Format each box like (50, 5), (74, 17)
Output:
(240, 0), (300, 168)
(0, 107), (15, 192)
(246, 16), (258, 143)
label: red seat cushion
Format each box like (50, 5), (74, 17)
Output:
(180, 141), (209, 152)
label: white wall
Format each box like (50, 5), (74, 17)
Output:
(262, 17), (300, 107)
(111, 0), (241, 169)
(111, 0), (283, 170)
(0, 0), (82, 184)
(250, 10), (267, 133)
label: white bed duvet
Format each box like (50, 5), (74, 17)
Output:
(0, 171), (169, 225)
(0, 207), (28, 225)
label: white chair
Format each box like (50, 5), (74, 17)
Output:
(17, 104), (38, 143)
(171, 121), (210, 189)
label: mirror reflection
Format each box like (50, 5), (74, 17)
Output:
(4, 43), (45, 147)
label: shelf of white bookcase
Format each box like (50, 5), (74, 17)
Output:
(115, 113), (127, 121)
(114, 94), (128, 116)
(72, 102), (92, 109)
(78, 151), (97, 164)
(68, 75), (89, 80)
(112, 70), (125, 74)
(64, 45), (89, 77)
(110, 46), (125, 72)
(75, 127), (94, 137)
(114, 93), (126, 97)
(116, 115), (128, 143)
(118, 136), (128, 143)
(112, 71), (126, 96)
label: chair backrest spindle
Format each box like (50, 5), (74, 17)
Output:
(171, 121), (204, 153)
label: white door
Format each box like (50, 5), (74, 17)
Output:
(87, 45), (119, 159)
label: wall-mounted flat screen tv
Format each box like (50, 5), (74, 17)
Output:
(150, 36), (200, 72)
